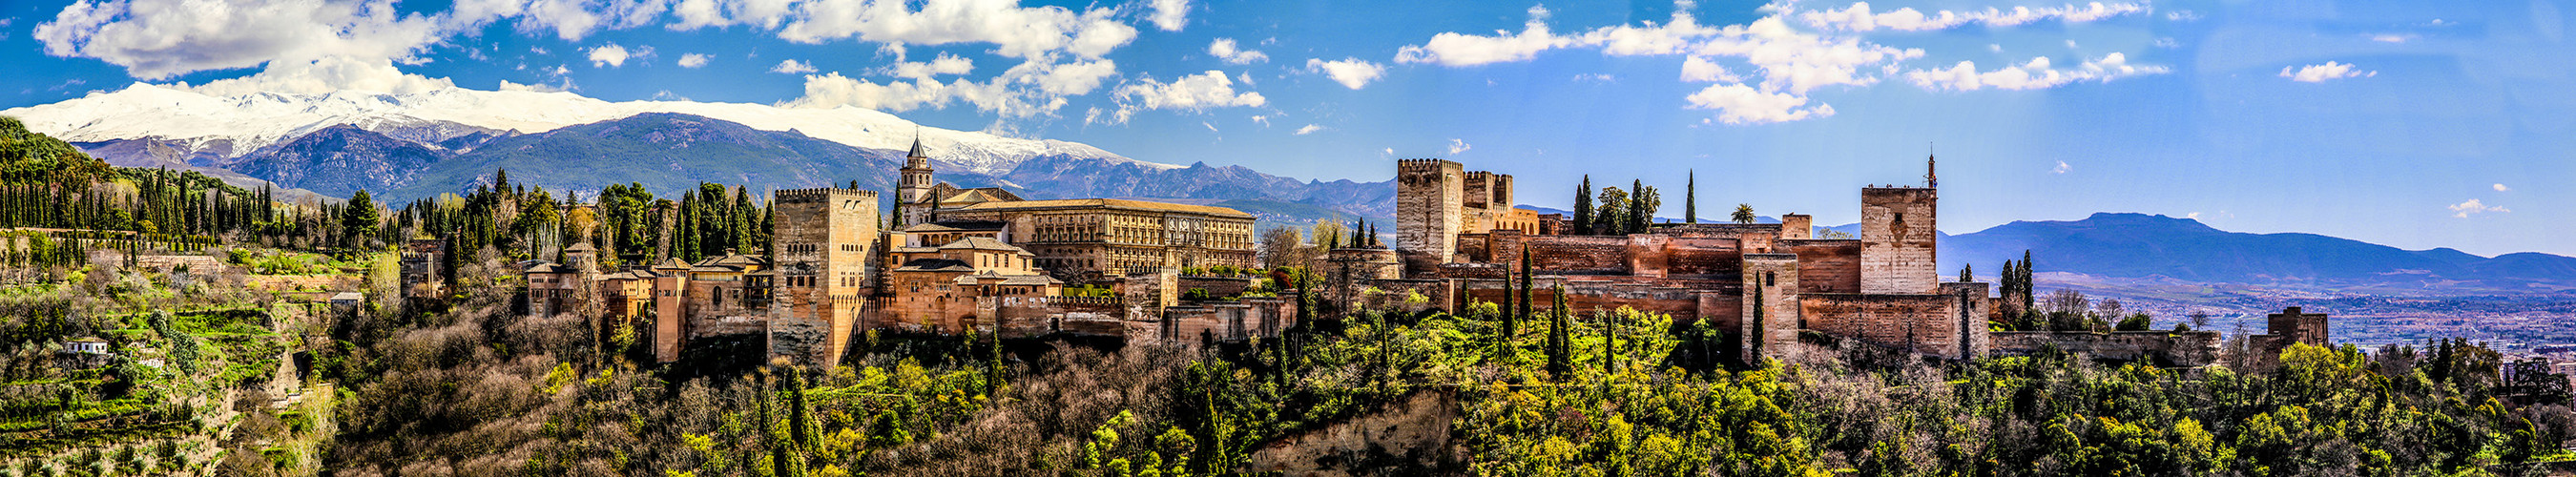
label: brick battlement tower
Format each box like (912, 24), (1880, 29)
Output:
(771, 187), (880, 368)
(1395, 158), (1465, 277)
(1859, 155), (1940, 294)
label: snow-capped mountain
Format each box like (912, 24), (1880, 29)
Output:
(1, 83), (1170, 175)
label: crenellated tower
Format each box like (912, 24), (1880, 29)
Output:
(770, 187), (881, 369)
(1394, 158), (1465, 276)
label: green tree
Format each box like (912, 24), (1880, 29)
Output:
(1684, 170), (1696, 224)
(1593, 186), (1630, 236)
(1731, 203), (1755, 224)
(1573, 176), (1593, 236)
(343, 189), (383, 246)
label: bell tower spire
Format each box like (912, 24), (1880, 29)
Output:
(1924, 143), (1938, 188)
(897, 130), (936, 225)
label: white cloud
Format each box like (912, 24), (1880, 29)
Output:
(767, 0), (1137, 60)
(2280, 61), (2375, 82)
(677, 52), (712, 68)
(588, 43), (650, 68)
(1905, 52), (2168, 91)
(1108, 70), (1265, 122)
(887, 52), (973, 78)
(1679, 55), (1737, 82)
(1305, 57), (1386, 90)
(2450, 198), (2508, 218)
(1394, 5), (1568, 67)
(1294, 124), (1322, 135)
(2165, 10), (2200, 22)
(1797, 2), (2150, 32)
(785, 55), (1115, 118)
(1446, 138), (1472, 155)
(1250, 114), (1268, 127)
(1573, 73), (1615, 83)
(174, 56), (456, 95)
(34, 0), (444, 80)
(1148, 0), (1190, 31)
(1685, 83), (1834, 125)
(2370, 33), (2415, 44)
(2185, 212), (2201, 219)
(1208, 38), (1267, 64)
(2052, 160), (2071, 174)
(2494, 183), (2511, 192)
(498, 78), (571, 93)
(772, 58), (819, 73)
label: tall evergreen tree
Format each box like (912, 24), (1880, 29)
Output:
(1685, 171), (1696, 224)
(1630, 179), (1648, 234)
(1547, 285), (1571, 381)
(1573, 176), (1593, 235)
(1508, 248), (1531, 343)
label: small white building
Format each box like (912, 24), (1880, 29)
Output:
(328, 292), (365, 307)
(65, 337), (109, 355)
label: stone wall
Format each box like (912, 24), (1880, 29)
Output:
(1989, 331), (2223, 367)
(1519, 236), (1632, 275)
(1782, 239), (1862, 295)
(1798, 293), (1963, 360)
(1247, 390), (1460, 476)
(1178, 276), (1254, 299)
(1938, 281), (1992, 360)
(1859, 187), (1937, 294)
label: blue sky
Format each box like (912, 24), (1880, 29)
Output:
(0, 0), (2569, 257)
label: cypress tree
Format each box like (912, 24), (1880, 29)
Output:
(1685, 170), (1696, 224)
(1504, 250), (1525, 342)
(1547, 285), (1571, 381)
(1630, 179), (1647, 234)
(1573, 176), (1592, 235)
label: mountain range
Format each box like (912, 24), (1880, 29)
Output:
(1, 84), (1393, 225)
(6, 85), (2572, 298)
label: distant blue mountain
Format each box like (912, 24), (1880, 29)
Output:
(1941, 213), (2576, 293)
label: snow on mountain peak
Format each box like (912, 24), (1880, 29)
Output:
(0, 83), (1171, 174)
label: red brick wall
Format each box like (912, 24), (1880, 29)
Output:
(1783, 239), (1861, 295)
(1661, 238), (1743, 278)
(1799, 293), (1959, 358)
(1521, 236), (1632, 274)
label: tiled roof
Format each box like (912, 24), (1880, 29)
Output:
(895, 259), (975, 272)
(936, 237), (1028, 253)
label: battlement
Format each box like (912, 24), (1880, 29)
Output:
(1396, 158), (1461, 172)
(1861, 186), (1939, 195)
(777, 188), (880, 203)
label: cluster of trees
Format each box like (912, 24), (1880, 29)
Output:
(1570, 176), (1666, 236)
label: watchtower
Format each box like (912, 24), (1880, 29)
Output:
(1395, 158), (1465, 276)
(1859, 186), (1938, 294)
(771, 188), (881, 368)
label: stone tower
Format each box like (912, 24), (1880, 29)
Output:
(1395, 158), (1465, 277)
(770, 188), (881, 368)
(896, 136), (936, 225)
(1859, 186), (1938, 294)
(1742, 254), (1802, 362)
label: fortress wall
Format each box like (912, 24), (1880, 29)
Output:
(1520, 236), (1633, 275)
(1783, 239), (1863, 295)
(1799, 293), (1959, 359)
